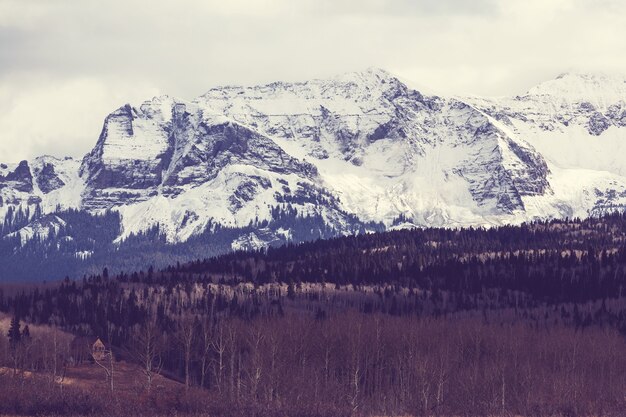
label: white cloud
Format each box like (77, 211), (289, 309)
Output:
(0, 0), (624, 162)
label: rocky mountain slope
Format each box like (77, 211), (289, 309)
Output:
(2, 68), (626, 256)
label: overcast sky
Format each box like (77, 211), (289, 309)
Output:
(1, 0), (625, 163)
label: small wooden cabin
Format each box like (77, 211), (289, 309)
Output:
(69, 336), (111, 364)
(91, 338), (107, 361)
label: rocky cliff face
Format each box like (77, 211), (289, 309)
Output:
(467, 71), (626, 219)
(1, 161), (35, 196)
(2, 69), (626, 248)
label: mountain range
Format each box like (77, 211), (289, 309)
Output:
(1, 68), (626, 280)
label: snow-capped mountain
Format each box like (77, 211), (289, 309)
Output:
(2, 68), (626, 251)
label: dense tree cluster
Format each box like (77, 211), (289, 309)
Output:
(179, 212), (626, 303)
(0, 203), (381, 283)
(0, 203), (43, 236)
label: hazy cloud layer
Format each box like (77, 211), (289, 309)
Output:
(0, 0), (625, 162)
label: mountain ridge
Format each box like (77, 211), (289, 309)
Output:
(2, 68), (626, 263)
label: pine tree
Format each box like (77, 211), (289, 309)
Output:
(7, 315), (21, 347)
(22, 325), (30, 339)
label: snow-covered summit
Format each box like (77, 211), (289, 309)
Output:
(526, 72), (626, 109)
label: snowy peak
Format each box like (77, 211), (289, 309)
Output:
(0, 156), (82, 222)
(198, 66), (414, 113)
(3, 160), (32, 187)
(527, 72), (626, 109)
(330, 67), (410, 95)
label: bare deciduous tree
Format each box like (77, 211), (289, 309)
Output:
(176, 314), (196, 389)
(211, 319), (228, 393)
(131, 318), (163, 391)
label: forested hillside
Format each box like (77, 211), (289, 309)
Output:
(2, 212), (626, 416)
(0, 204), (379, 283)
(178, 211), (626, 303)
